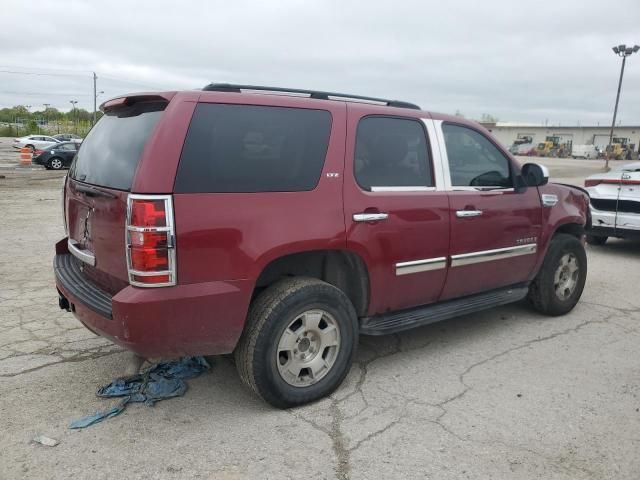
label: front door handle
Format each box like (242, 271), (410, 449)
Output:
(353, 212), (389, 222)
(456, 210), (483, 218)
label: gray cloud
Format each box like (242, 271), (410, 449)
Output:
(1, 0), (639, 124)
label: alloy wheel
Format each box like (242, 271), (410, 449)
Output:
(276, 309), (341, 387)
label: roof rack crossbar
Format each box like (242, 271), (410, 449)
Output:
(202, 83), (420, 110)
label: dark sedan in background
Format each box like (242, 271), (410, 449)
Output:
(32, 142), (78, 170)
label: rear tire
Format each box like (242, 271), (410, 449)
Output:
(527, 234), (587, 316)
(235, 277), (358, 408)
(586, 234), (607, 246)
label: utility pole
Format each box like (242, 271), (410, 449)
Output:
(607, 44), (639, 169)
(93, 72), (97, 126)
(43, 103), (50, 133)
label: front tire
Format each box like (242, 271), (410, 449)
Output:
(235, 277), (358, 408)
(527, 234), (587, 316)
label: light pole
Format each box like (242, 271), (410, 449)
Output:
(70, 100), (78, 134)
(607, 44), (639, 169)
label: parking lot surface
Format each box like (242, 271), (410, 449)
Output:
(0, 137), (638, 479)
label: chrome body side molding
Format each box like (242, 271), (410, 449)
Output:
(450, 244), (537, 267)
(395, 257), (447, 276)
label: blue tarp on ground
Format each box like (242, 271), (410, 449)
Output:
(69, 356), (210, 429)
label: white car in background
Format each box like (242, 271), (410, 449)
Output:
(12, 135), (61, 152)
(53, 133), (83, 144)
(585, 161), (640, 244)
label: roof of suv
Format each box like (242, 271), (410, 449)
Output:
(99, 84), (490, 133)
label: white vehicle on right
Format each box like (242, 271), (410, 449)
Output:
(585, 161), (640, 244)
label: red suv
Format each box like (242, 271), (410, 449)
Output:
(55, 84), (589, 408)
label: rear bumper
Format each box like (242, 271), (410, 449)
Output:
(54, 249), (252, 358)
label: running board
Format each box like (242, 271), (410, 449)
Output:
(360, 283), (529, 336)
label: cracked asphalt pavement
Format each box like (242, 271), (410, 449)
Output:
(0, 143), (639, 479)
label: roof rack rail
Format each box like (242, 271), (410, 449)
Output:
(202, 83), (421, 110)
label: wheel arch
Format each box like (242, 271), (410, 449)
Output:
(254, 249), (370, 317)
(553, 222), (585, 239)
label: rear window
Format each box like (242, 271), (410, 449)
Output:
(69, 101), (165, 190)
(174, 104), (331, 193)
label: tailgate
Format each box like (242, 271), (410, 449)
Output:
(65, 180), (130, 294)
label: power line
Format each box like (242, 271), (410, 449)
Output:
(0, 68), (169, 90)
(0, 64), (93, 74)
(0, 69), (86, 78)
(0, 91), (94, 97)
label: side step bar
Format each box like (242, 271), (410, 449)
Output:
(360, 283), (529, 336)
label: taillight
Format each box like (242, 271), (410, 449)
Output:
(584, 179), (601, 187)
(126, 194), (176, 287)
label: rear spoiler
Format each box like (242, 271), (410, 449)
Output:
(100, 92), (176, 113)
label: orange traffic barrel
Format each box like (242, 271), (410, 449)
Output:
(19, 147), (32, 166)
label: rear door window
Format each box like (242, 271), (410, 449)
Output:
(174, 104), (332, 193)
(354, 116), (433, 190)
(69, 101), (165, 190)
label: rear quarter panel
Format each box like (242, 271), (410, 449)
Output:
(170, 95), (348, 284)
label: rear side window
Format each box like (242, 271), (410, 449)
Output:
(355, 116), (433, 190)
(442, 123), (512, 188)
(69, 101), (165, 190)
(174, 104), (332, 193)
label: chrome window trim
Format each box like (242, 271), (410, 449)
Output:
(422, 119), (446, 191)
(395, 257), (447, 276)
(431, 119), (452, 190)
(370, 186), (436, 192)
(451, 186), (515, 193)
(451, 244), (537, 267)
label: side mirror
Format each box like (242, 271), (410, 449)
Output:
(521, 163), (549, 187)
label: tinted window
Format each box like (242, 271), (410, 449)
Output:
(442, 124), (512, 188)
(69, 101), (165, 190)
(355, 117), (433, 190)
(175, 104), (331, 193)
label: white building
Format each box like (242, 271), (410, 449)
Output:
(480, 122), (640, 152)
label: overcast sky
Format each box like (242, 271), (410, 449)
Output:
(2, 0), (639, 125)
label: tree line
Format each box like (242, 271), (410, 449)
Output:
(0, 105), (103, 137)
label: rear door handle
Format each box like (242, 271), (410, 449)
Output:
(353, 213), (389, 222)
(456, 210), (483, 218)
